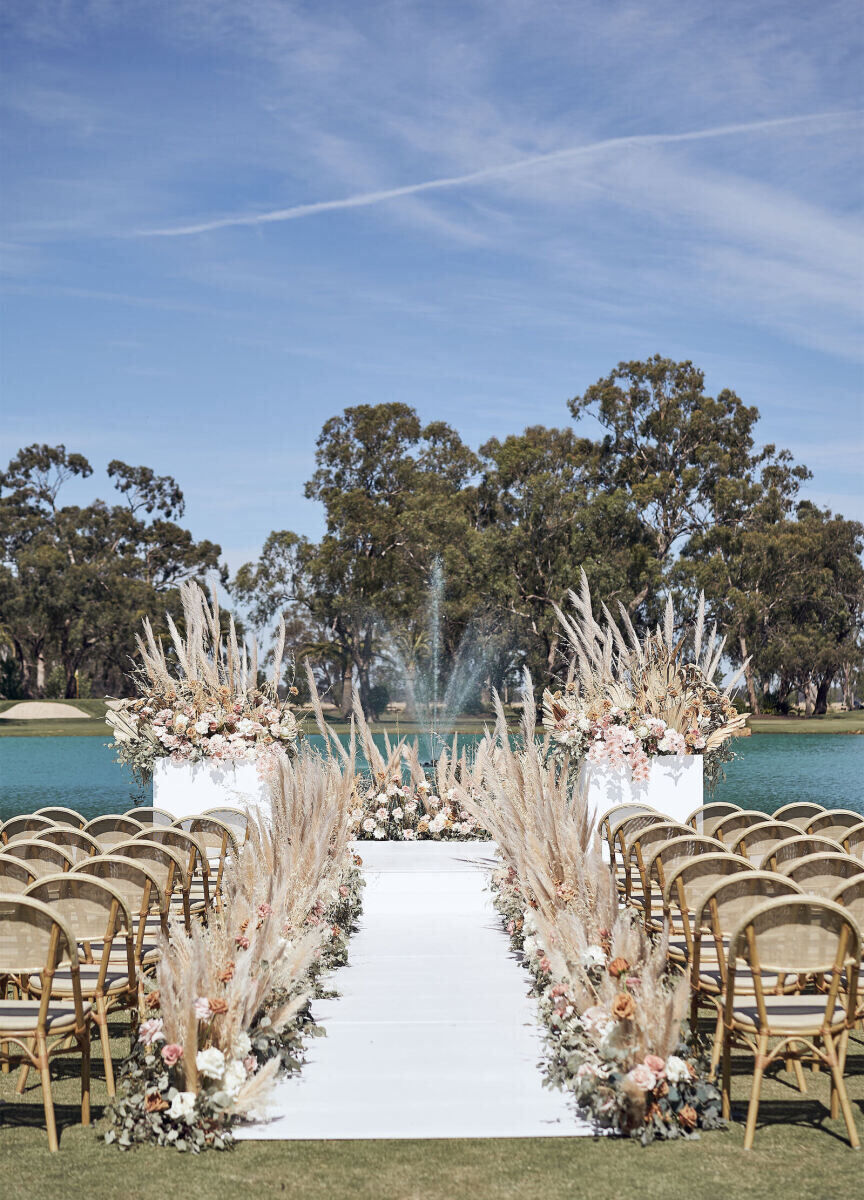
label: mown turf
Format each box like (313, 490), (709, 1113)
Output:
(1, 1023), (861, 1200)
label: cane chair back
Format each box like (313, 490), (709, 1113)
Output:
(842, 821), (864, 861)
(612, 813), (679, 897)
(22, 874), (136, 1095)
(644, 834), (727, 930)
(628, 821), (691, 901)
(72, 855), (168, 963)
(722, 896), (861, 1149)
(598, 804), (656, 859)
(124, 806), (175, 827)
(664, 853), (754, 960)
(133, 828), (210, 914)
(173, 816), (237, 880)
(37, 827), (101, 864)
(831, 875), (864, 923)
(686, 801), (741, 835)
(0, 895), (92, 1150)
(1, 815), (56, 844)
(34, 807), (85, 828)
(772, 802), (825, 829)
(732, 821), (802, 867)
(778, 853), (864, 898)
(83, 815), (144, 849)
(767, 835), (845, 873)
(113, 839), (192, 931)
(712, 810), (770, 845)
(200, 807), (250, 842)
(807, 809), (864, 841)
(1, 840), (74, 877)
(0, 857), (37, 892)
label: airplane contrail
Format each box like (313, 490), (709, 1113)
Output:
(137, 111), (860, 237)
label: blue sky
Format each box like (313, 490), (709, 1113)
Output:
(1, 0), (862, 574)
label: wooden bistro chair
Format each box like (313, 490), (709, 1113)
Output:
(124, 806), (175, 827)
(1, 840), (74, 878)
(808, 810), (864, 842)
(686, 801), (741, 836)
(82, 815), (144, 850)
(732, 820), (802, 868)
(643, 834), (727, 939)
(33, 807), (86, 829)
(37, 827), (101, 864)
(0, 895), (93, 1151)
(841, 821), (864, 861)
(720, 896), (861, 1150)
(172, 816), (239, 911)
(663, 853), (755, 966)
(598, 804), (656, 860)
(831, 877), (864, 1022)
(22, 874), (136, 1097)
(766, 835), (845, 874)
(712, 810), (770, 846)
(0, 857), (36, 893)
(201, 807), (251, 844)
(72, 856), (168, 997)
(1, 815), (56, 845)
(611, 813), (677, 903)
(778, 853), (864, 899)
(693, 872), (805, 1081)
(134, 827), (212, 919)
(773, 802), (825, 830)
(627, 821), (691, 916)
(113, 840), (193, 933)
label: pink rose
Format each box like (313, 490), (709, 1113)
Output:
(627, 1063), (657, 1091)
(161, 1043), (183, 1067)
(644, 1054), (665, 1077)
(138, 1017), (165, 1046)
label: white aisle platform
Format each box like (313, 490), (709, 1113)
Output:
(236, 841), (591, 1140)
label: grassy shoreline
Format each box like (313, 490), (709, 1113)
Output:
(1, 698), (861, 738)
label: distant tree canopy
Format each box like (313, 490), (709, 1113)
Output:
(0, 445), (223, 698)
(3, 358), (862, 716)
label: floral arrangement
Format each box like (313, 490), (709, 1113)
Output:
(107, 581), (299, 780)
(457, 679), (723, 1142)
(105, 751), (363, 1152)
(542, 572), (746, 786)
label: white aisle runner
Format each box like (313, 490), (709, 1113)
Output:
(236, 841), (591, 1140)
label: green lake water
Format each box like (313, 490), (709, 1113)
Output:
(0, 734), (861, 822)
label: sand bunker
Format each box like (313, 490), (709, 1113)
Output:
(0, 701), (93, 720)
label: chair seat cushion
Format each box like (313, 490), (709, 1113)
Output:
(732, 994), (847, 1033)
(0, 999), (92, 1034)
(29, 966), (132, 997)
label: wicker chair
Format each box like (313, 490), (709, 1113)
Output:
(37, 827), (102, 864)
(843, 822), (864, 861)
(72, 856), (169, 989)
(643, 834), (727, 936)
(1, 815), (56, 844)
(773, 802), (825, 829)
(831, 877), (864, 1021)
(113, 840), (192, 932)
(610, 813), (682, 902)
(693, 872), (805, 1080)
(778, 852), (864, 898)
(686, 801), (741, 836)
(200, 807), (250, 842)
(712, 810), (771, 846)
(627, 821), (691, 911)
(124, 806), (175, 827)
(22, 874), (136, 1096)
(663, 853), (755, 964)
(0, 895), (92, 1150)
(598, 803), (656, 859)
(82, 815), (144, 849)
(807, 810), (864, 841)
(172, 816), (239, 909)
(133, 828), (211, 917)
(0, 857), (36, 892)
(767, 835), (846, 873)
(720, 896), (860, 1149)
(1, 840), (74, 877)
(33, 807), (86, 829)
(732, 820), (803, 867)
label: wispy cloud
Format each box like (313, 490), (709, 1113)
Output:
(136, 111), (859, 237)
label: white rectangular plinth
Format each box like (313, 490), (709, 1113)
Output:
(581, 756), (703, 827)
(152, 758), (269, 821)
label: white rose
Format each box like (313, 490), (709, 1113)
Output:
(665, 1055), (690, 1083)
(578, 716), (591, 731)
(237, 718), (254, 735)
(173, 713), (189, 732)
(392, 807), (403, 820)
(223, 1058), (247, 1098)
(580, 945), (606, 970)
(351, 808), (364, 822)
(194, 718), (210, 735)
(196, 1047), (225, 1079)
(169, 1090), (197, 1121)
(373, 827), (386, 839)
(362, 818), (376, 833)
(233, 1031), (252, 1058)
(636, 725), (649, 739)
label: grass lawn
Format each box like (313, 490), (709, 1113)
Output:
(747, 711), (864, 735)
(1, 1024), (862, 1200)
(0, 699), (111, 738)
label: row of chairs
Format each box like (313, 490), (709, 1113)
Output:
(597, 797), (864, 1150)
(0, 804), (250, 1150)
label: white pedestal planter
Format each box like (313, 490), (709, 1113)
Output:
(580, 756), (704, 827)
(152, 758), (270, 821)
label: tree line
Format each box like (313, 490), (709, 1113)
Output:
(2, 357), (862, 716)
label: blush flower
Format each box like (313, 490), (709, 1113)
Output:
(160, 1043), (183, 1067)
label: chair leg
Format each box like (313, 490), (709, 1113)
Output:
(744, 1032), (769, 1150)
(80, 1032), (91, 1126)
(16, 1038), (34, 1094)
(95, 997), (115, 1096)
(825, 1034), (860, 1149)
(721, 1030), (732, 1120)
(709, 1007), (723, 1080)
(37, 1034), (59, 1152)
(788, 1042), (807, 1094)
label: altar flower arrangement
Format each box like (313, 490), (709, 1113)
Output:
(461, 680), (723, 1142)
(105, 750), (364, 1152)
(107, 581), (299, 781)
(542, 571), (747, 788)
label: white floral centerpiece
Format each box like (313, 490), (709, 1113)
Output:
(542, 572), (747, 821)
(107, 582), (299, 816)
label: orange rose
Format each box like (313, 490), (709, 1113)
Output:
(611, 992), (635, 1021)
(607, 957), (630, 979)
(218, 963), (235, 982)
(145, 1091), (169, 1113)
(145, 990), (160, 1009)
(208, 997), (228, 1015)
(677, 1104), (698, 1131)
